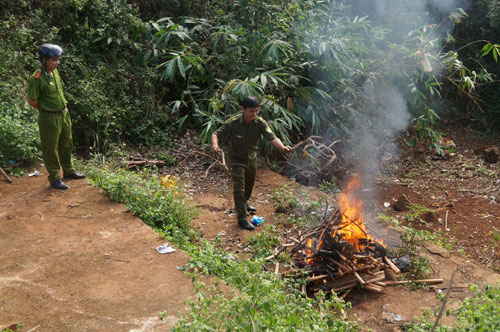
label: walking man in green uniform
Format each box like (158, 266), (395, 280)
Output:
(211, 96), (292, 230)
(27, 44), (86, 190)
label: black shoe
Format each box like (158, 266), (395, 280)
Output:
(238, 220), (255, 231)
(51, 179), (69, 190)
(247, 204), (257, 213)
(64, 172), (86, 180)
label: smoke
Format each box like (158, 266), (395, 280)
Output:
(351, 83), (410, 188)
(344, 0), (471, 187)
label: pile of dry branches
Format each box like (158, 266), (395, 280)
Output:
(268, 207), (443, 297)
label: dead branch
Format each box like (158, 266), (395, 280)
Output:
(0, 166), (12, 183)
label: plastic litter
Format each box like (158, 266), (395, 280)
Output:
(156, 243), (176, 254)
(392, 254), (411, 272)
(28, 170), (40, 177)
(251, 215), (264, 226)
(8, 160), (15, 164)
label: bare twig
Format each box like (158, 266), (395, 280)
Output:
(430, 268), (456, 332)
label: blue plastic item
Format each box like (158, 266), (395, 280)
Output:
(251, 216), (264, 226)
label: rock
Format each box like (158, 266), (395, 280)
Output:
(393, 194), (410, 212)
(484, 146), (499, 163)
(382, 304), (405, 323)
(425, 243), (451, 258)
(422, 211), (438, 224)
(474, 145), (499, 163)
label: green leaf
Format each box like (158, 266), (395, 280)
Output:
(260, 75), (267, 88)
(177, 57), (186, 79)
(162, 59), (177, 81)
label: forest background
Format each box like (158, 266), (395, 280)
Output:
(1, 0), (499, 167)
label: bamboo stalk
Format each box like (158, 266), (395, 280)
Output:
(384, 278), (444, 286)
(340, 289), (351, 299)
(309, 274), (329, 281)
(353, 271), (365, 284)
(384, 256), (401, 274)
(363, 284), (384, 293)
(333, 283), (358, 292)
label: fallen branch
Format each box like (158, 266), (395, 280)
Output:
(430, 269), (456, 332)
(384, 278), (444, 286)
(0, 166), (12, 183)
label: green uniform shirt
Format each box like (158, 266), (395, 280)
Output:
(215, 114), (276, 163)
(28, 68), (67, 111)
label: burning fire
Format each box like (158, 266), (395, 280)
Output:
(305, 238), (314, 264)
(334, 176), (383, 252)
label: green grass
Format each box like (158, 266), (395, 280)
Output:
(402, 285), (500, 331)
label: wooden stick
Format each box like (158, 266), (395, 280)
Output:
(384, 256), (401, 274)
(265, 246), (287, 261)
(363, 275), (386, 284)
(0, 167), (12, 183)
(333, 283), (358, 292)
(340, 288), (351, 299)
(363, 284), (384, 293)
(221, 151), (227, 171)
(353, 271), (365, 285)
(384, 278), (444, 286)
(309, 274), (329, 282)
(274, 262), (280, 274)
(445, 209), (449, 231)
(430, 269), (456, 332)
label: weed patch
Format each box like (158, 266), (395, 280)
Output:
(82, 160), (197, 245)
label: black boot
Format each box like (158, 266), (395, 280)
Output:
(51, 179), (69, 190)
(238, 220), (255, 231)
(247, 204), (257, 213)
(64, 172), (86, 180)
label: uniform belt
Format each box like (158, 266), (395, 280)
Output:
(40, 107), (67, 114)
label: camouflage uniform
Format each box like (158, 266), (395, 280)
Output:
(214, 114), (276, 223)
(28, 68), (75, 184)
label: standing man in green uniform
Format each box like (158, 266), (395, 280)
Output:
(211, 96), (292, 230)
(27, 43), (86, 190)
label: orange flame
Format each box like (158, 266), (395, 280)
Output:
(305, 238), (314, 264)
(335, 176), (382, 251)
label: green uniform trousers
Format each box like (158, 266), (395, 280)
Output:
(38, 110), (75, 183)
(230, 158), (257, 223)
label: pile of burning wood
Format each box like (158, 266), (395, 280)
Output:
(269, 176), (443, 297)
(286, 207), (397, 297)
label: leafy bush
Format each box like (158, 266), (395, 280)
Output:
(0, 102), (40, 166)
(82, 160), (197, 245)
(175, 240), (359, 331)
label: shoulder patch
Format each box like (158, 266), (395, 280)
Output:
(34, 70), (42, 79)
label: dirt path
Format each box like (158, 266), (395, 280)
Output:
(0, 174), (194, 331)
